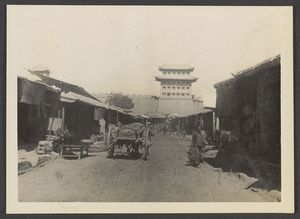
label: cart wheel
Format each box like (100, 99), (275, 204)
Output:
(108, 142), (114, 158)
(132, 144), (139, 159)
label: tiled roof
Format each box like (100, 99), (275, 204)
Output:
(31, 72), (99, 101)
(159, 64), (194, 71)
(144, 111), (168, 119)
(60, 92), (106, 108)
(29, 65), (50, 73)
(18, 69), (47, 84)
(214, 55), (280, 88)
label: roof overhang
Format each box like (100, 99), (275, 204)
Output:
(214, 55), (280, 88)
(155, 76), (198, 82)
(159, 67), (194, 71)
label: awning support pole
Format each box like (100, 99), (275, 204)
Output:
(47, 84), (63, 141)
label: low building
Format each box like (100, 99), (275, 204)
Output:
(18, 69), (60, 143)
(18, 68), (135, 147)
(214, 55), (281, 164)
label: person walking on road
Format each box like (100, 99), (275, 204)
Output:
(191, 126), (205, 167)
(163, 125), (167, 135)
(175, 124), (181, 136)
(157, 124), (161, 135)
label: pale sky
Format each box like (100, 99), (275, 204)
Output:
(8, 6), (289, 97)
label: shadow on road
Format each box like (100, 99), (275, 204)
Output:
(111, 153), (143, 160)
(184, 161), (196, 167)
(204, 149), (281, 192)
(185, 148), (206, 168)
(61, 153), (96, 160)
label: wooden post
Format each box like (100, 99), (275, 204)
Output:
(199, 116), (204, 127)
(60, 145), (63, 157)
(80, 147), (83, 159)
(186, 117), (188, 131)
(48, 85), (63, 141)
(61, 107), (65, 136)
(213, 112), (215, 133)
(72, 111), (75, 133)
(78, 110), (81, 139)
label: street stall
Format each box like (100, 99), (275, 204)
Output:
(60, 144), (89, 159)
(20, 69), (109, 157)
(18, 70), (60, 145)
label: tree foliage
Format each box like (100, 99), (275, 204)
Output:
(106, 92), (135, 109)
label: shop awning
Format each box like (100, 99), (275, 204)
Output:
(144, 111), (168, 119)
(60, 91), (106, 108)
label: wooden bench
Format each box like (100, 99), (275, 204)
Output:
(60, 144), (89, 159)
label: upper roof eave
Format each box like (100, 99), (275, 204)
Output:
(155, 76), (198, 82)
(159, 67), (194, 71)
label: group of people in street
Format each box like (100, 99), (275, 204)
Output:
(150, 123), (186, 138)
(109, 120), (207, 167)
(154, 123), (170, 135)
(149, 121), (208, 168)
(151, 122), (207, 167)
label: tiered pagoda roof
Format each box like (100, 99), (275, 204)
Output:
(158, 64), (194, 71)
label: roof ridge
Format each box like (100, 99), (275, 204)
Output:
(214, 54), (280, 88)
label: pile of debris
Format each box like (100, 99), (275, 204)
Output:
(18, 149), (59, 174)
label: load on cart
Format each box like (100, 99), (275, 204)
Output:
(107, 122), (152, 160)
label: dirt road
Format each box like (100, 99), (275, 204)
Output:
(18, 135), (277, 202)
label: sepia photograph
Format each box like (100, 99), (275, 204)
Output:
(6, 5), (294, 213)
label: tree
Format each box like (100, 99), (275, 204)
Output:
(106, 92), (135, 109)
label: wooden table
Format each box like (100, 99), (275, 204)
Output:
(60, 144), (89, 159)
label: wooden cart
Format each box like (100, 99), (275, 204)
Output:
(107, 126), (150, 160)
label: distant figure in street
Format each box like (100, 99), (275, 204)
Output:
(146, 122), (153, 141)
(157, 124), (161, 135)
(181, 129), (186, 138)
(191, 126), (205, 167)
(175, 124), (180, 136)
(163, 125), (167, 135)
